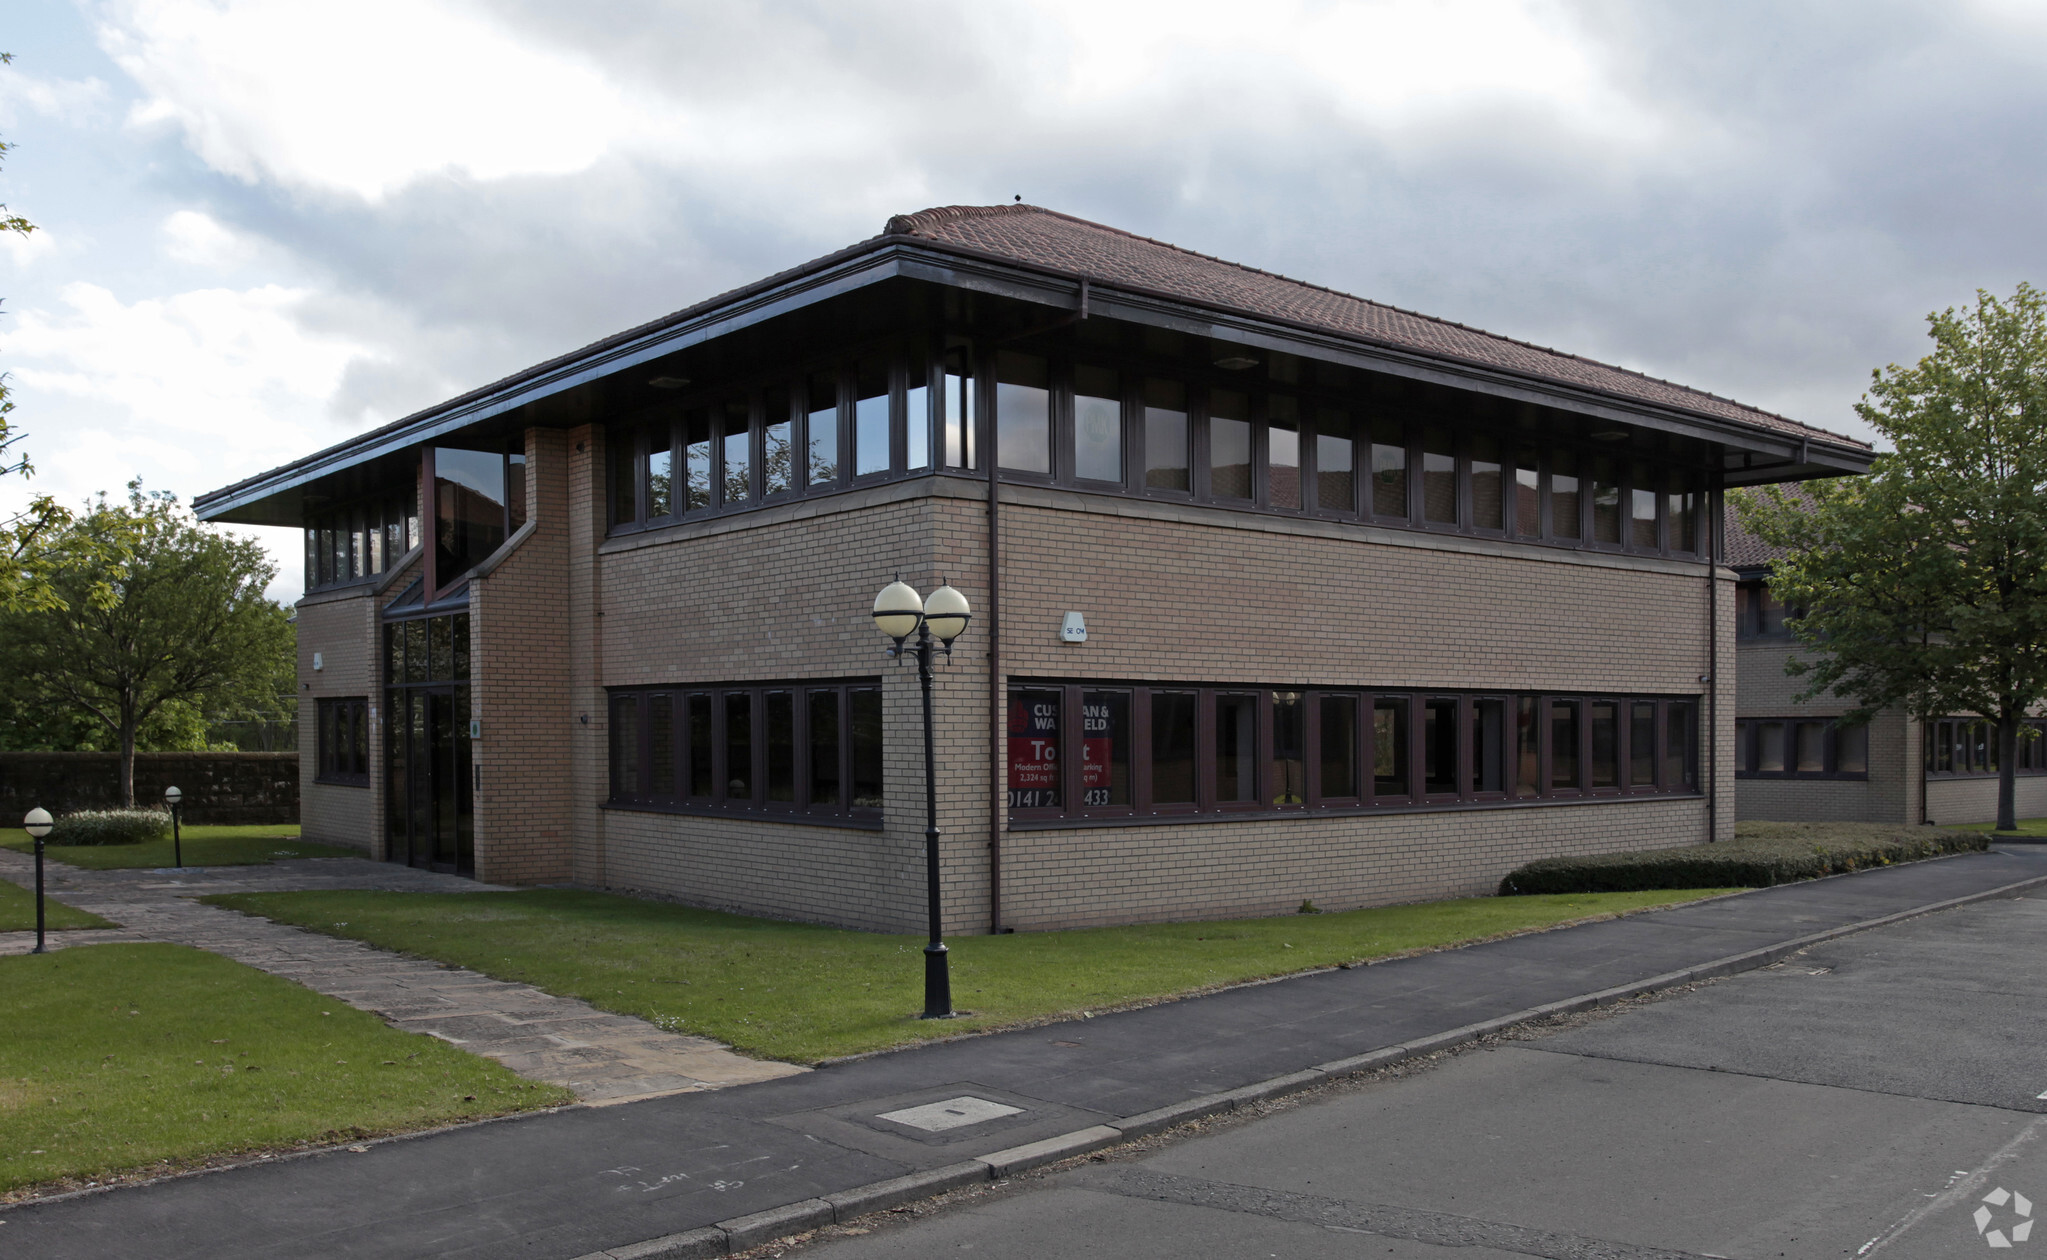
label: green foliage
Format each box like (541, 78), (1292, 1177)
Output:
(47, 809), (169, 846)
(0, 485), (294, 801)
(207, 885), (1730, 1062)
(0, 943), (569, 1195)
(1499, 822), (1987, 895)
(1738, 282), (2047, 830)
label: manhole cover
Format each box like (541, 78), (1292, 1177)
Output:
(876, 1096), (1024, 1133)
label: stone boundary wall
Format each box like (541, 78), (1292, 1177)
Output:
(0, 752), (299, 825)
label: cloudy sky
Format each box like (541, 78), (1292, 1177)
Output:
(5, 0), (2045, 602)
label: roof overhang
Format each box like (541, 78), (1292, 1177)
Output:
(197, 238), (1871, 526)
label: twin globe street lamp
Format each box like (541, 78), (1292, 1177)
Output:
(871, 577), (972, 1020)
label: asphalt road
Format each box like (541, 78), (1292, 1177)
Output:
(791, 889), (2047, 1260)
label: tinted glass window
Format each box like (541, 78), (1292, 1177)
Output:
(1374, 697), (1409, 796)
(765, 691), (796, 802)
(1215, 694), (1257, 802)
(722, 399), (751, 504)
(1630, 701), (1656, 786)
(1144, 378), (1190, 491)
(1316, 407), (1354, 512)
(1424, 697), (1457, 793)
(1470, 434), (1503, 531)
(1081, 690), (1131, 807)
(1008, 687), (1061, 809)
(809, 690), (841, 807)
(1074, 365), (1123, 483)
(996, 351), (1050, 474)
(1421, 427), (1456, 524)
(1271, 691), (1305, 805)
(1551, 701), (1580, 789)
(763, 386), (793, 496)
(433, 448), (507, 580)
(1551, 449), (1581, 539)
(855, 357), (892, 477)
(1151, 691), (1198, 804)
(1590, 455), (1621, 544)
(851, 688), (884, 807)
(1590, 701), (1619, 788)
(1209, 389), (1252, 499)
(1371, 420), (1408, 518)
(1268, 395), (1301, 509)
(905, 351), (930, 471)
(724, 692), (753, 799)
(1630, 461), (1658, 548)
(684, 408), (713, 512)
(807, 371), (839, 487)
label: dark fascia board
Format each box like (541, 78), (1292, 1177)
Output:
(199, 237), (1869, 523)
(195, 246), (914, 522)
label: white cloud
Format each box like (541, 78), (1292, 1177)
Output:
(97, 0), (641, 200)
(160, 208), (256, 267)
(0, 280), (380, 599)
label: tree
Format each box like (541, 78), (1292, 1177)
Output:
(1739, 283), (2047, 832)
(2, 485), (294, 805)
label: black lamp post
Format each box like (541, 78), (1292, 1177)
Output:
(164, 785), (184, 869)
(872, 576), (973, 1020)
(22, 807), (52, 955)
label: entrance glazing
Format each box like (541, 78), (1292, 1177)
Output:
(383, 610), (474, 874)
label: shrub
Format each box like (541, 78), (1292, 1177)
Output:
(1499, 823), (1990, 895)
(47, 809), (171, 846)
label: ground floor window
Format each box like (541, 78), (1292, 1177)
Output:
(607, 680), (884, 823)
(1924, 717), (2047, 776)
(1008, 682), (1697, 823)
(315, 697), (370, 784)
(1734, 717), (1869, 779)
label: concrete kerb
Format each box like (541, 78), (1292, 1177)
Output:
(569, 866), (2047, 1260)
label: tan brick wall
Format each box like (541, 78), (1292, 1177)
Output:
(570, 476), (1731, 932)
(1926, 774), (2047, 826)
(294, 584), (381, 852)
(1733, 643), (1922, 825)
(470, 428), (574, 884)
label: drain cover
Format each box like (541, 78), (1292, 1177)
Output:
(876, 1096), (1024, 1133)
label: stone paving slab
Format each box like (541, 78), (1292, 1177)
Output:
(0, 849), (804, 1103)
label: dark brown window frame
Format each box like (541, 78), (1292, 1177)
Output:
(604, 680), (885, 827)
(305, 487), (420, 594)
(315, 696), (371, 785)
(1922, 716), (2047, 778)
(605, 340), (1713, 563)
(1735, 716), (1871, 780)
(1008, 681), (1700, 827)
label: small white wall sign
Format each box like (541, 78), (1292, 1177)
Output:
(1060, 611), (1087, 643)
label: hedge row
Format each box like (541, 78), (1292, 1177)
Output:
(47, 809), (171, 846)
(1499, 823), (1989, 895)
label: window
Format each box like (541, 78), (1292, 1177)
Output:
(1924, 717), (2047, 778)
(1209, 389), (1253, 500)
(434, 447), (523, 587)
(594, 347), (1712, 564)
(607, 681), (883, 822)
(1143, 378), (1190, 492)
(808, 371), (841, 486)
(1267, 396), (1302, 509)
(1316, 408), (1354, 512)
(306, 489), (419, 592)
(1551, 449), (1582, 540)
(1371, 420), (1408, 519)
(1009, 683), (1701, 823)
(316, 697), (370, 785)
(996, 351), (1051, 474)
(855, 356), (892, 477)
(1421, 427), (1456, 525)
(1737, 717), (1870, 779)
(763, 386), (794, 497)
(1470, 435), (1504, 532)
(1736, 582), (1799, 640)
(1074, 365), (1123, 483)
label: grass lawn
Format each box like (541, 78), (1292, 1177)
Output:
(0, 943), (571, 1199)
(1946, 817), (2047, 837)
(0, 879), (112, 932)
(208, 886), (1739, 1063)
(0, 824), (361, 870)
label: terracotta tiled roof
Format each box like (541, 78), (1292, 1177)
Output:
(886, 204), (1867, 451)
(1723, 484), (1821, 569)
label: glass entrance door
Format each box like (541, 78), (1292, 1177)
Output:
(383, 611), (473, 875)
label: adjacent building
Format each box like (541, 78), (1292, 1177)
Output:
(196, 204), (1872, 932)
(1728, 506), (2047, 826)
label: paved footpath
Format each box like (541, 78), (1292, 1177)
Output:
(0, 851), (803, 1103)
(5, 846), (2045, 1260)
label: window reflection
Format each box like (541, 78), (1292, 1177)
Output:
(1316, 407), (1354, 512)
(1371, 421), (1408, 518)
(1209, 389), (1252, 499)
(807, 371), (840, 487)
(1074, 365), (1122, 483)
(1144, 378), (1189, 491)
(1268, 395), (1301, 510)
(855, 357), (891, 477)
(764, 386), (793, 496)
(722, 399), (751, 503)
(996, 351), (1051, 474)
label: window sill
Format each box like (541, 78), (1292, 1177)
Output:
(600, 800), (884, 830)
(1005, 791), (1704, 830)
(313, 775), (370, 789)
